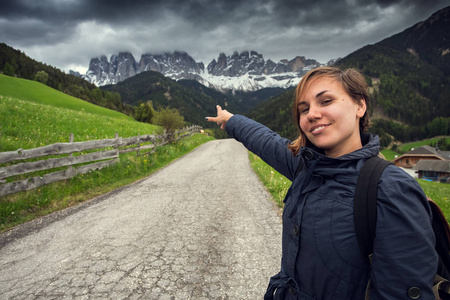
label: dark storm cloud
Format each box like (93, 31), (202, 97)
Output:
(0, 0), (446, 31)
(0, 0), (448, 72)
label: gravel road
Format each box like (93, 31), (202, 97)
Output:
(0, 139), (282, 299)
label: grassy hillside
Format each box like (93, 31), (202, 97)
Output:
(0, 75), (162, 152)
(0, 76), (214, 231)
(0, 74), (132, 121)
(0, 43), (131, 116)
(0, 95), (161, 151)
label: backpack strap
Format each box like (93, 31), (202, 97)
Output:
(354, 156), (392, 261)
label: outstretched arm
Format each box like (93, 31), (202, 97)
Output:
(206, 106), (299, 180)
(205, 105), (234, 130)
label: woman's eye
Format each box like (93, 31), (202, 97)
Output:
(300, 107), (309, 114)
(322, 99), (332, 105)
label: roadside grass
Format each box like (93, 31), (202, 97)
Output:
(248, 153), (290, 208)
(249, 153), (450, 221)
(0, 133), (214, 232)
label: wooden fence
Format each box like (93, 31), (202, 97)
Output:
(0, 125), (202, 197)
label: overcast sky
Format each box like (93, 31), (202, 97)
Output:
(0, 0), (448, 74)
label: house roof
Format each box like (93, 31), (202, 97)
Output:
(413, 160), (450, 172)
(392, 145), (450, 162)
(439, 151), (450, 160)
(408, 145), (437, 155)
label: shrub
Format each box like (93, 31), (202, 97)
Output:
(134, 101), (155, 123)
(153, 107), (185, 137)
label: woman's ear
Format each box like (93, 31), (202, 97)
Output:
(356, 99), (367, 118)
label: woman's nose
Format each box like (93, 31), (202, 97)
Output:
(307, 107), (321, 120)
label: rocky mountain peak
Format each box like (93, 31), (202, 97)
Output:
(83, 50), (322, 92)
(110, 52), (138, 83)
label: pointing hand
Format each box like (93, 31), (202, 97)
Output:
(205, 105), (234, 130)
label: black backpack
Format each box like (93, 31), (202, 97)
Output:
(354, 156), (450, 299)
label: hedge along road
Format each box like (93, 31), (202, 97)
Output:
(0, 139), (282, 299)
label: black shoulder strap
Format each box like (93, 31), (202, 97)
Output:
(354, 156), (392, 260)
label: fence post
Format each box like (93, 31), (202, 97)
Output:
(68, 133), (74, 172)
(137, 133), (140, 157)
(114, 133), (119, 150)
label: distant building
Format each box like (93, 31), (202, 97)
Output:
(391, 145), (450, 181)
(391, 145), (450, 168)
(413, 160), (450, 181)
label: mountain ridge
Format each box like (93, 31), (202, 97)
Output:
(377, 6), (450, 75)
(82, 50), (322, 92)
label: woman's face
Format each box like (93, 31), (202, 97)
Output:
(298, 76), (366, 157)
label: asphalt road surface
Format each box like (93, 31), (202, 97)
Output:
(0, 139), (283, 299)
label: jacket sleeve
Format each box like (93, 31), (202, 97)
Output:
(225, 114), (299, 181)
(369, 165), (437, 300)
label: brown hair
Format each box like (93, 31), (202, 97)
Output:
(287, 66), (370, 155)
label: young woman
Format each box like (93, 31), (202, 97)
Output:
(206, 67), (437, 299)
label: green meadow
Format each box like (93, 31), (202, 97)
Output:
(0, 74), (130, 120)
(0, 95), (160, 151)
(0, 75), (214, 231)
(0, 74), (149, 152)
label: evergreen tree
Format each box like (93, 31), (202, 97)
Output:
(3, 62), (14, 76)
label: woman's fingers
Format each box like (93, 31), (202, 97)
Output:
(205, 105), (233, 130)
(205, 105), (223, 123)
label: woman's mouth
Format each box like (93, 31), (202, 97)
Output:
(311, 124), (330, 134)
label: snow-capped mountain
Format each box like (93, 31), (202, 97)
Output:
(83, 50), (322, 92)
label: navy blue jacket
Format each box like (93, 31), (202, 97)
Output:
(226, 115), (437, 300)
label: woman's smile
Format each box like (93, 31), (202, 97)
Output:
(310, 123), (331, 134)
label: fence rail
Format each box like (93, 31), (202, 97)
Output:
(0, 125), (202, 196)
